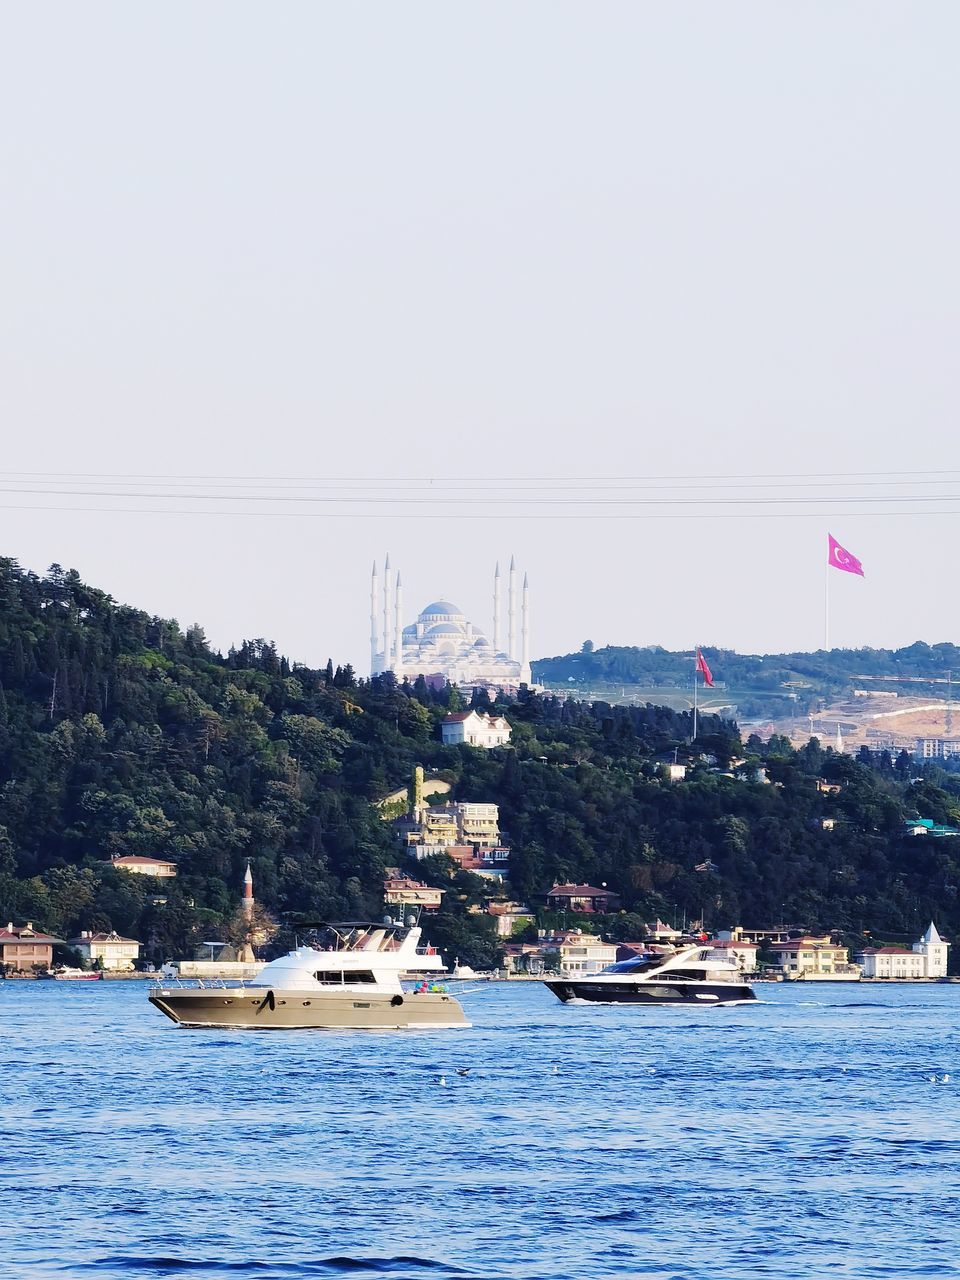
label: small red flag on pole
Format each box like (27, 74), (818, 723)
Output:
(696, 648), (714, 687)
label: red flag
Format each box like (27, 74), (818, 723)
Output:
(828, 534), (865, 577)
(696, 648), (714, 687)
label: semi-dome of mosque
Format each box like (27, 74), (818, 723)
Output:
(370, 559), (531, 688)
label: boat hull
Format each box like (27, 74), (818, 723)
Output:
(148, 987), (470, 1030)
(544, 979), (756, 1006)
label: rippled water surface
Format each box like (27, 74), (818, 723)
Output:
(3, 980), (960, 1280)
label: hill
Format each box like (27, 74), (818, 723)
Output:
(533, 641), (960, 719)
(2, 559), (960, 968)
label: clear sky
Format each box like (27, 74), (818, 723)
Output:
(2, 3), (958, 670)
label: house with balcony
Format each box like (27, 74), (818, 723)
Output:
(70, 930), (141, 972)
(383, 874), (444, 913)
(766, 936), (860, 978)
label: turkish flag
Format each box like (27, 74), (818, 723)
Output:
(828, 534), (865, 577)
(696, 648), (714, 687)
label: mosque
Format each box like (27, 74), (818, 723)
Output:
(370, 556), (531, 688)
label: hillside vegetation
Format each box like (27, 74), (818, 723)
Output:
(2, 559), (960, 966)
(534, 641), (960, 718)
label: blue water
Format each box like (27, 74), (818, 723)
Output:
(2, 981), (959, 1280)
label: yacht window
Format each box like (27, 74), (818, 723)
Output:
(600, 955), (664, 975)
(313, 970), (376, 984)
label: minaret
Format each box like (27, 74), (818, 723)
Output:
(243, 862), (254, 921)
(370, 561), (380, 674)
(383, 554), (393, 673)
(508, 555), (517, 660)
(493, 562), (502, 652)
(394, 572), (404, 675)
(835, 723), (844, 754)
(521, 572), (531, 684)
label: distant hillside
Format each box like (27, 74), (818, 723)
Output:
(533, 642), (960, 718)
(3, 558), (960, 968)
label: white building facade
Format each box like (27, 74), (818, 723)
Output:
(856, 923), (949, 978)
(370, 557), (532, 687)
(71, 930), (141, 971)
(441, 711), (512, 749)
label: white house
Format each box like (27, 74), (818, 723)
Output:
(71, 930), (141, 971)
(858, 922), (950, 979)
(441, 710), (512, 749)
(105, 855), (177, 878)
(555, 931), (618, 976)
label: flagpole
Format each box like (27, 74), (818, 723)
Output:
(824, 544), (830, 651)
(693, 647), (699, 743)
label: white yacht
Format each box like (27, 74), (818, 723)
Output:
(149, 921), (470, 1030)
(544, 945), (757, 1006)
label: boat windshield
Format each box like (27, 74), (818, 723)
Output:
(599, 954), (666, 975)
(312, 925), (406, 952)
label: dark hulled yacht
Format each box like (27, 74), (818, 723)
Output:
(544, 945), (757, 1006)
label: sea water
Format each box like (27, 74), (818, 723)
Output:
(2, 980), (958, 1280)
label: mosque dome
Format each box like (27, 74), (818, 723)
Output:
(421, 601), (462, 617)
(473, 635), (491, 648)
(425, 622), (462, 636)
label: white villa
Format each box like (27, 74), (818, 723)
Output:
(441, 711), (512, 749)
(70, 930), (141, 971)
(857, 922), (950, 979)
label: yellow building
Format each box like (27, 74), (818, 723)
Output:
(767, 936), (860, 978)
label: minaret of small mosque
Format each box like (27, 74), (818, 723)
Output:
(835, 723), (844, 753)
(493, 562), (502, 652)
(521, 572), (531, 684)
(394, 572), (403, 674)
(508, 556), (517, 659)
(370, 561), (380, 674)
(243, 862), (254, 920)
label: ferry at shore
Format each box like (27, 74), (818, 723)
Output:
(148, 921), (470, 1030)
(544, 945), (757, 1006)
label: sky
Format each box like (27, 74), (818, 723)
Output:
(2, 2), (959, 671)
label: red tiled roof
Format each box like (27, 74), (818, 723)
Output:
(0, 925), (58, 943)
(860, 947), (914, 955)
(442, 712), (474, 723)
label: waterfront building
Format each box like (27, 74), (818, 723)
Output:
(705, 938), (760, 971)
(105, 854), (178, 878)
(0, 922), (57, 972)
(545, 883), (620, 913)
(370, 558), (532, 687)
(555, 931), (618, 976)
(766, 936), (859, 978)
(858, 922), (951, 979)
(70, 930), (140, 971)
(441, 710), (512, 749)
